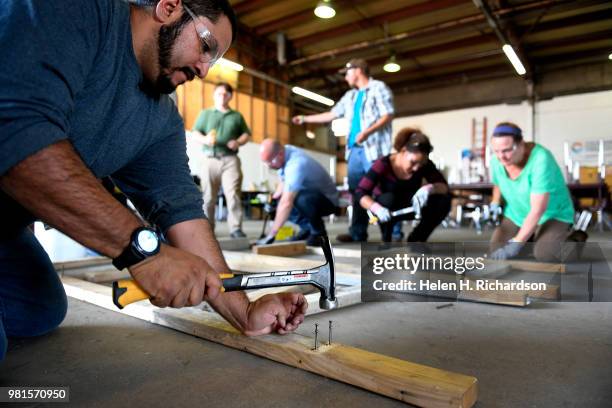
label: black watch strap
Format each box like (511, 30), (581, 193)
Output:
(112, 227), (159, 270)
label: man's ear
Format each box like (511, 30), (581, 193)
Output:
(154, 0), (182, 24)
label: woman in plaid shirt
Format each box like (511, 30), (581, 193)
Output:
(355, 128), (451, 242)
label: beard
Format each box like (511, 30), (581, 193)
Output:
(142, 20), (196, 95)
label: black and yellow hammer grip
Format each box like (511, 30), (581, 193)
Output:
(112, 273), (235, 309)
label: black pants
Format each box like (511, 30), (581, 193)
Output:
(290, 191), (337, 236)
(376, 192), (451, 242)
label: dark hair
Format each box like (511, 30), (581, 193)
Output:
(492, 122), (523, 142)
(141, 0), (237, 43)
(215, 81), (233, 94)
(394, 127), (433, 155)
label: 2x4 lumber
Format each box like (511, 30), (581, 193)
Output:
(217, 236), (251, 251)
(306, 246), (361, 259)
(62, 277), (478, 408)
(499, 260), (566, 274)
(252, 241), (307, 256)
(53, 257), (111, 271)
(223, 251), (361, 274)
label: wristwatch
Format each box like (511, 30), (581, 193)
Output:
(112, 227), (161, 270)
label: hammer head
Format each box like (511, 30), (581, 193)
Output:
(312, 235), (338, 310)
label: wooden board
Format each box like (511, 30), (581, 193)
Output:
(217, 236), (251, 251)
(500, 260), (566, 274)
(307, 246), (361, 258)
(62, 277), (478, 408)
(252, 241), (307, 256)
(223, 251), (361, 274)
(53, 257), (111, 271)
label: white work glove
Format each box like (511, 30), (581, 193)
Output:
(256, 235), (275, 246)
(411, 184), (433, 213)
(488, 203), (503, 224)
(370, 202), (391, 223)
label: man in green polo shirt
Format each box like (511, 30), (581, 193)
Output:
(192, 82), (250, 238)
(488, 122), (577, 262)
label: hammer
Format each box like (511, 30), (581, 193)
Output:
(112, 235), (338, 310)
(367, 205), (418, 225)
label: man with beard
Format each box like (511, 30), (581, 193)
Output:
(0, 0), (307, 361)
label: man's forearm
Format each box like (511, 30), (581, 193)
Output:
(269, 196), (293, 235)
(359, 195), (375, 209)
(515, 211), (541, 242)
(304, 111), (336, 124)
(491, 186), (502, 205)
(166, 219), (251, 332)
(237, 133), (249, 146)
(0, 140), (141, 257)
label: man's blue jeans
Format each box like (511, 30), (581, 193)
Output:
(288, 191), (337, 236)
(347, 147), (372, 241)
(0, 227), (68, 361)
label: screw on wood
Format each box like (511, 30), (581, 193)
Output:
(313, 323), (319, 350)
(328, 320), (333, 345)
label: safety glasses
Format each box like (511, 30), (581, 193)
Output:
(183, 4), (222, 65)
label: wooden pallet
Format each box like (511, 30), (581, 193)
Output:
(62, 277), (478, 408)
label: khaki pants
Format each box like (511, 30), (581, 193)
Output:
(490, 218), (574, 262)
(200, 155), (243, 232)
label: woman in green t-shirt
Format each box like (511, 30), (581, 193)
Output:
(489, 122), (576, 262)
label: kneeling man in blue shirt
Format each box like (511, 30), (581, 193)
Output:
(258, 140), (339, 246)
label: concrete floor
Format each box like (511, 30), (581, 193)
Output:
(2, 219), (612, 407)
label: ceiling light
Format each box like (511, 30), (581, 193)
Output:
(502, 44), (526, 76)
(217, 58), (244, 72)
(314, 0), (336, 19)
(291, 86), (335, 106)
(609, 53), (612, 60)
(383, 55), (401, 73)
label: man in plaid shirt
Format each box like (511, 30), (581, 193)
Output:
(292, 59), (394, 242)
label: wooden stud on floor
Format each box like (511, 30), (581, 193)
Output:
(253, 241), (307, 256)
(62, 277), (479, 408)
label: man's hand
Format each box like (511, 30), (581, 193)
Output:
(227, 140), (239, 151)
(203, 133), (216, 146)
(490, 239), (523, 260)
(256, 235), (275, 246)
(129, 244), (223, 308)
(356, 131), (369, 145)
(291, 115), (305, 125)
(243, 293), (308, 336)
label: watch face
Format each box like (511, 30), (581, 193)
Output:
(136, 230), (159, 253)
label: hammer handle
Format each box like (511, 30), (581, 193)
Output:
(112, 273), (234, 309)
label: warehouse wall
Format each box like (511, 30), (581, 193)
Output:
(393, 89), (612, 170)
(537, 91), (612, 166)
